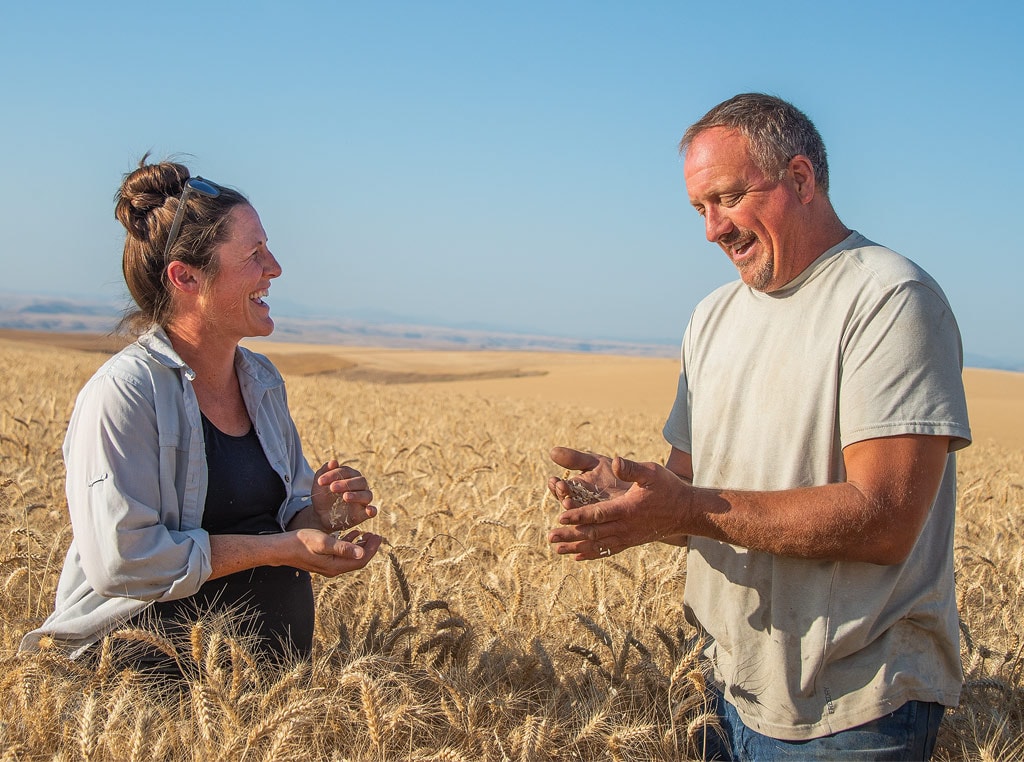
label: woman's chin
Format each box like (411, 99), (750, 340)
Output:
(246, 316), (275, 338)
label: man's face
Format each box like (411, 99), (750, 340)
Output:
(684, 127), (805, 292)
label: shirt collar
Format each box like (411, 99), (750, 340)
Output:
(137, 326), (281, 391)
(138, 325), (195, 380)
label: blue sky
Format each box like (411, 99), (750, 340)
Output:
(2, 1), (1022, 365)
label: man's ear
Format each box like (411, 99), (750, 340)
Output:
(788, 155), (817, 204)
(166, 260), (201, 294)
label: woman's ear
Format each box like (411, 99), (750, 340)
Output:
(166, 260), (201, 295)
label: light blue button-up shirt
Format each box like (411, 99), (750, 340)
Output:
(20, 326), (315, 656)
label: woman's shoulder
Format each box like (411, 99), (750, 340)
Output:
(78, 337), (184, 410)
(94, 339), (172, 383)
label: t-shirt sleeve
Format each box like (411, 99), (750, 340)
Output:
(663, 323), (694, 454)
(839, 281), (971, 451)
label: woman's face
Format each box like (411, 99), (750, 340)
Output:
(198, 204), (282, 341)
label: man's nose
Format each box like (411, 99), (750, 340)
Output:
(704, 206), (733, 243)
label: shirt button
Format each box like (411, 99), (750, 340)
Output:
(284, 475), (290, 482)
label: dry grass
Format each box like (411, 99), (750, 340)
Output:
(0, 337), (1021, 761)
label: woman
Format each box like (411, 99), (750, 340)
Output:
(20, 158), (381, 664)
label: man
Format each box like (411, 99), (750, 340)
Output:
(547, 94), (970, 761)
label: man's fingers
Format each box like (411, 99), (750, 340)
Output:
(551, 538), (621, 560)
(551, 539), (589, 556)
(557, 499), (615, 526)
(550, 446), (601, 472)
(548, 521), (607, 544)
(547, 476), (562, 495)
(547, 476), (575, 503)
(548, 525), (584, 545)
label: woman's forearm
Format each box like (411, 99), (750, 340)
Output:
(207, 533), (286, 580)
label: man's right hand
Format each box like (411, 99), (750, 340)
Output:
(547, 446), (631, 508)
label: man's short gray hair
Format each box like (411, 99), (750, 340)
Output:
(680, 93), (830, 195)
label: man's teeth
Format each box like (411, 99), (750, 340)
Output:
(733, 238), (755, 255)
(250, 289), (268, 304)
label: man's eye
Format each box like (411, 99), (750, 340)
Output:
(721, 194), (743, 207)
(693, 206), (706, 217)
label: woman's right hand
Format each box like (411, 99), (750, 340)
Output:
(282, 528), (382, 577)
(209, 529), (382, 581)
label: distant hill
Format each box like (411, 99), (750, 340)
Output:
(3, 291), (1019, 369)
(0, 292), (676, 358)
(0, 293), (122, 334)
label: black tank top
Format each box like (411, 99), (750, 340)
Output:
(149, 414), (314, 661)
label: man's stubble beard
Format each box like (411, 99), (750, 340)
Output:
(738, 254), (774, 292)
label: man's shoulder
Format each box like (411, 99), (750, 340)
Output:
(834, 234), (946, 298)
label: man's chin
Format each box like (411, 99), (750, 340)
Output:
(738, 264), (775, 292)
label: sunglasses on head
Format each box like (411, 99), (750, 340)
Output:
(163, 176), (222, 262)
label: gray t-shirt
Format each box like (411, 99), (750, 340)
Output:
(663, 232), (971, 740)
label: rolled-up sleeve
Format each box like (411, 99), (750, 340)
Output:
(65, 371), (212, 602)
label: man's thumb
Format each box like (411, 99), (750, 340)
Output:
(612, 456), (652, 485)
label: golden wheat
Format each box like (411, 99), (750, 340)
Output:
(0, 338), (1021, 760)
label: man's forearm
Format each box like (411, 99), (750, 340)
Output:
(683, 481), (912, 564)
(674, 435), (948, 564)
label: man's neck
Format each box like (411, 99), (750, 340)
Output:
(780, 204), (852, 289)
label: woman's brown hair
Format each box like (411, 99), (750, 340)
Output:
(113, 155), (248, 333)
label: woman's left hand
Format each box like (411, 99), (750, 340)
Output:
(311, 458), (377, 533)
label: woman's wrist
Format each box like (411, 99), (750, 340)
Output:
(285, 504), (322, 531)
(209, 532), (290, 579)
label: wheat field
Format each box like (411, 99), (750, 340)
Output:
(1, 335), (1021, 761)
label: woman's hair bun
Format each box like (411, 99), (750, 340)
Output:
(114, 155), (191, 242)
(116, 153), (247, 334)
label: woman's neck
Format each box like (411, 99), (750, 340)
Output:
(165, 321), (238, 392)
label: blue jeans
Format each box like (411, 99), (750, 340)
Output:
(700, 687), (944, 761)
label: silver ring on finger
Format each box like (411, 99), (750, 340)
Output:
(599, 546), (611, 557)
